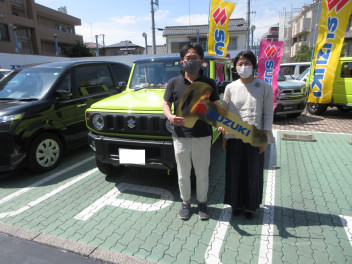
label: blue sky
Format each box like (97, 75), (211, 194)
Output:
(35, 0), (313, 47)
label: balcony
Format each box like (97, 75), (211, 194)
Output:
(292, 17), (311, 37)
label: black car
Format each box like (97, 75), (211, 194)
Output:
(0, 60), (130, 177)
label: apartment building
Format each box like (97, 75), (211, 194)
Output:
(279, 0), (352, 62)
(0, 0), (83, 56)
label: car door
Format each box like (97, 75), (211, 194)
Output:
(72, 63), (118, 143)
(334, 60), (352, 104)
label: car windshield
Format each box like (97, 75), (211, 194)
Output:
(129, 58), (210, 90)
(0, 67), (62, 100)
(277, 70), (286, 81)
(297, 67), (310, 80)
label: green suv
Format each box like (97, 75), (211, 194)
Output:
(86, 55), (232, 175)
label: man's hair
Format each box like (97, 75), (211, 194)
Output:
(180, 43), (204, 60)
(233, 50), (258, 70)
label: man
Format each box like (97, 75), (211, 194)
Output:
(163, 44), (219, 220)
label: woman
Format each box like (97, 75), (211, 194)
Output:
(221, 50), (274, 219)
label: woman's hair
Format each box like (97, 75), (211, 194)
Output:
(180, 43), (204, 60)
(233, 50), (257, 70)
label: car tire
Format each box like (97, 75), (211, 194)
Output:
(337, 106), (352, 112)
(306, 103), (327, 115)
(96, 159), (121, 176)
(27, 133), (63, 173)
(287, 112), (302, 118)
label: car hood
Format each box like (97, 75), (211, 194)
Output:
(277, 81), (304, 90)
(0, 99), (38, 115)
(89, 89), (166, 112)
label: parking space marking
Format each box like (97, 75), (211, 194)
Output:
(205, 204), (232, 264)
(0, 156), (94, 206)
(258, 130), (277, 264)
(205, 131), (278, 264)
(0, 168), (98, 219)
(340, 215), (352, 248)
(74, 183), (174, 221)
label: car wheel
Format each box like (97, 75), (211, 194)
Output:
(337, 106), (351, 112)
(96, 158), (121, 176)
(27, 133), (63, 172)
(306, 103), (327, 115)
(287, 112), (302, 118)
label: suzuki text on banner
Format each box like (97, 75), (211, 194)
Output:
(257, 40), (284, 110)
(207, 0), (236, 57)
(308, 0), (352, 104)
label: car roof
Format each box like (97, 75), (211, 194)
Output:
(20, 60), (128, 70)
(134, 55), (232, 63)
(280, 62), (311, 66)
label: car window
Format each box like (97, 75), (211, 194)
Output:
(281, 66), (294, 75)
(297, 67), (309, 81)
(340, 62), (352, 78)
(110, 63), (130, 83)
(57, 73), (72, 93)
(299, 65), (310, 74)
(216, 62), (225, 83)
(74, 64), (114, 96)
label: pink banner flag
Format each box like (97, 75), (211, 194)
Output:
(257, 40), (284, 110)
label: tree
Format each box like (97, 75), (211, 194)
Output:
(293, 44), (313, 62)
(68, 41), (94, 57)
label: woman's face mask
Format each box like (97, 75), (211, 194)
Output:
(236, 66), (253, 78)
(182, 60), (201, 75)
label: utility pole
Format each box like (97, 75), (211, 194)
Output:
(151, 0), (157, 54)
(247, 0), (250, 50)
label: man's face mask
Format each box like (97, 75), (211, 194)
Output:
(182, 60), (201, 75)
(236, 66), (253, 78)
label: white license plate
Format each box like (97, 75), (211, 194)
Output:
(119, 148), (145, 165)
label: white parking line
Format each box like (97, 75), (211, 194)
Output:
(340, 215), (352, 248)
(74, 183), (174, 221)
(205, 131), (278, 264)
(258, 130), (277, 264)
(0, 156), (94, 206)
(205, 204), (232, 264)
(0, 168), (98, 219)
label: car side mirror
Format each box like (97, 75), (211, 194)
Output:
(117, 81), (127, 91)
(55, 90), (72, 100)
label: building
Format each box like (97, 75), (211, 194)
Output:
(103, 41), (144, 56)
(279, 0), (352, 62)
(262, 26), (279, 41)
(162, 18), (248, 56)
(0, 0), (83, 56)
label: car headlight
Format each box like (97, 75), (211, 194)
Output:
(0, 113), (24, 131)
(92, 114), (104, 131)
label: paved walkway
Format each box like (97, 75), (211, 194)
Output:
(0, 108), (351, 264)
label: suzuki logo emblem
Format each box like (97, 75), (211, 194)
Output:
(127, 118), (136, 129)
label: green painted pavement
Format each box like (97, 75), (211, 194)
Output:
(0, 132), (351, 263)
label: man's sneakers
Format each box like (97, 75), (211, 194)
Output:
(179, 202), (209, 220)
(198, 202), (209, 220)
(179, 203), (191, 220)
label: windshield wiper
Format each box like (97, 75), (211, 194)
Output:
(0, 97), (17, 100)
(134, 86), (164, 92)
(18, 98), (39, 101)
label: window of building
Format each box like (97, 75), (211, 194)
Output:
(228, 37), (238, 50)
(0, 23), (10, 41)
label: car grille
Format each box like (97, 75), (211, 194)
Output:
(89, 113), (172, 137)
